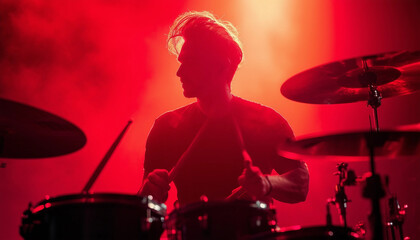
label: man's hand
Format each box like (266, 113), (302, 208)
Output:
(237, 160), (271, 199)
(139, 169), (170, 203)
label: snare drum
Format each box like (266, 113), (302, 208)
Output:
(250, 225), (361, 240)
(20, 193), (166, 240)
(165, 200), (277, 240)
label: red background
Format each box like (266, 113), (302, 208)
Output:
(1, 0), (420, 239)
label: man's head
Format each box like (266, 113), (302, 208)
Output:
(167, 11), (243, 98)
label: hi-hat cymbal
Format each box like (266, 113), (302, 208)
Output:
(278, 131), (420, 161)
(0, 98), (87, 158)
(281, 50), (420, 104)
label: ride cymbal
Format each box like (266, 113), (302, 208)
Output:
(281, 50), (420, 104)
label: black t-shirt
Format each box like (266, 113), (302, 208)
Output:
(144, 96), (294, 205)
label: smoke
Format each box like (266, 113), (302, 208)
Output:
(0, 0), (183, 118)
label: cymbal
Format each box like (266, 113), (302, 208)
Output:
(278, 131), (420, 161)
(0, 98), (87, 158)
(281, 50), (420, 104)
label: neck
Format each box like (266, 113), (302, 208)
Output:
(197, 88), (233, 118)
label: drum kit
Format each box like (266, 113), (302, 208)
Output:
(3, 50), (419, 239)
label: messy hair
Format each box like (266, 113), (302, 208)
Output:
(167, 11), (243, 68)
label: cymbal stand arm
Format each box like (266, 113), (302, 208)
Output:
(361, 58), (382, 132)
(334, 163), (350, 228)
(368, 84), (382, 133)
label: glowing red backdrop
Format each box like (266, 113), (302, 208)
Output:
(1, 0), (419, 239)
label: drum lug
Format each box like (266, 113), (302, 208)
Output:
(141, 208), (154, 232)
(354, 221), (367, 239)
(20, 203), (36, 239)
(198, 214), (209, 231)
(252, 215), (263, 227)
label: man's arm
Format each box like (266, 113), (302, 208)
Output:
(238, 108), (309, 203)
(138, 117), (172, 202)
(139, 169), (170, 203)
(267, 160), (309, 203)
(237, 158), (309, 203)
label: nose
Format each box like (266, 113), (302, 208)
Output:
(176, 63), (183, 78)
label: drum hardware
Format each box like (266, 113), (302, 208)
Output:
(326, 163), (358, 228)
(19, 120), (153, 240)
(198, 195), (210, 233)
(354, 222), (367, 240)
(280, 50), (420, 240)
(165, 199), (277, 240)
(384, 177), (409, 240)
(143, 208), (152, 232)
(386, 196), (408, 240)
(360, 63), (389, 240)
(361, 131), (387, 240)
(20, 193), (166, 240)
(20, 203), (35, 239)
(278, 131), (420, 240)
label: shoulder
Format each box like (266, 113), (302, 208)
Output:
(233, 96), (294, 138)
(233, 96), (289, 125)
(154, 102), (199, 128)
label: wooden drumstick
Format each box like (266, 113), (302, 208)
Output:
(225, 117), (252, 200)
(168, 119), (209, 182)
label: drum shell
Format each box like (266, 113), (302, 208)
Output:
(20, 193), (166, 240)
(165, 200), (277, 240)
(250, 226), (361, 240)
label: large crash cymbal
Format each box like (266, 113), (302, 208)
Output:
(281, 50), (420, 104)
(278, 131), (420, 161)
(0, 98), (87, 158)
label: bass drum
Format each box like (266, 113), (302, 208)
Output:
(250, 226), (362, 240)
(165, 200), (277, 240)
(20, 193), (166, 240)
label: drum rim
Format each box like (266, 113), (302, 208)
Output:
(169, 199), (271, 216)
(253, 225), (361, 239)
(31, 193), (166, 215)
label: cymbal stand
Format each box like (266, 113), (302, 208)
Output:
(360, 59), (386, 240)
(360, 58), (382, 133)
(326, 163), (357, 228)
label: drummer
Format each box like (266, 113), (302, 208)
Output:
(139, 11), (309, 205)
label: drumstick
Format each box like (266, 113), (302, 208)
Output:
(83, 120), (133, 193)
(225, 117), (252, 200)
(168, 119), (209, 182)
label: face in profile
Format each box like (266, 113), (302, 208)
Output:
(176, 41), (226, 99)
